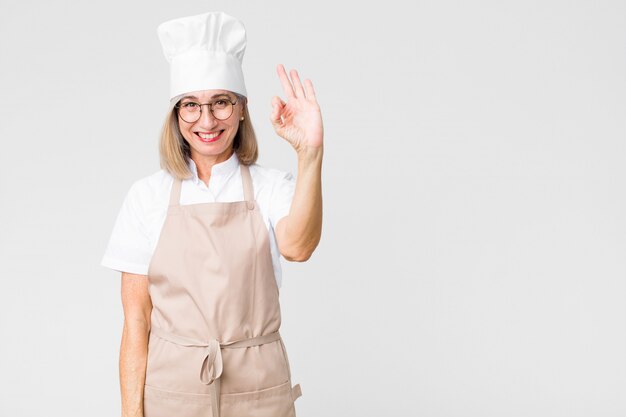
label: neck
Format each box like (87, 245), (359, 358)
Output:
(191, 148), (234, 186)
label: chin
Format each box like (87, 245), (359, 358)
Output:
(192, 141), (234, 157)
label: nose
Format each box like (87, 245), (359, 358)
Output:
(196, 104), (219, 128)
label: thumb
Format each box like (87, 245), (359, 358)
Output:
(270, 96), (285, 127)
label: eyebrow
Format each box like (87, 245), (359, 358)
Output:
(181, 93), (234, 101)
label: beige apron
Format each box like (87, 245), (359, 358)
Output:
(143, 162), (302, 417)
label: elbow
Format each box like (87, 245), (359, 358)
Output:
(278, 225), (322, 262)
(282, 249), (311, 262)
(281, 242), (318, 263)
(289, 251), (313, 262)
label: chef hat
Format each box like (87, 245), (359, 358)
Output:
(157, 11), (248, 101)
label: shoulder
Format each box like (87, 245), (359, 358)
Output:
(125, 168), (173, 210)
(248, 162), (295, 188)
(248, 163), (296, 221)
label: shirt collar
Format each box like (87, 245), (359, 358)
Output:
(187, 151), (240, 185)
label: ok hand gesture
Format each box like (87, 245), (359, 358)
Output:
(270, 64), (324, 155)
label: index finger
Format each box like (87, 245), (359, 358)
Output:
(276, 64), (296, 99)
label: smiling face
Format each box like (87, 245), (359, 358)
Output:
(176, 89), (244, 163)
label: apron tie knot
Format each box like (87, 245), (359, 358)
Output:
(200, 339), (224, 385)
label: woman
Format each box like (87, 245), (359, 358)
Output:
(101, 11), (323, 417)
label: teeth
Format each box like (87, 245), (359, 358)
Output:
(198, 131), (221, 139)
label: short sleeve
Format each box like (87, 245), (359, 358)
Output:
(100, 181), (152, 275)
(268, 171), (296, 229)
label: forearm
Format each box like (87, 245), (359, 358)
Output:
(120, 320), (150, 417)
(282, 146), (323, 260)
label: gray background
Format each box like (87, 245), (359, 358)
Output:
(1, 0), (625, 416)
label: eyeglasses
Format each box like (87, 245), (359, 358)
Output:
(175, 97), (239, 123)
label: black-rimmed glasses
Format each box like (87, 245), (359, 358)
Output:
(175, 97), (239, 123)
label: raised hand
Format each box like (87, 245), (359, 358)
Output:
(270, 64), (324, 154)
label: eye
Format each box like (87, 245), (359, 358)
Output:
(182, 102), (200, 109)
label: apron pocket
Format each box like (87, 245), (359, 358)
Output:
(143, 384), (212, 417)
(220, 380), (297, 417)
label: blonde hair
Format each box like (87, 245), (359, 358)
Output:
(158, 92), (258, 180)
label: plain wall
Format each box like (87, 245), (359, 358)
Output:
(0, 1), (624, 416)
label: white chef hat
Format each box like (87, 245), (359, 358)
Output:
(157, 11), (248, 102)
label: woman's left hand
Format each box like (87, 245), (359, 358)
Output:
(270, 64), (324, 154)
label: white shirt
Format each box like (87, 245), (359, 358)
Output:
(100, 151), (296, 288)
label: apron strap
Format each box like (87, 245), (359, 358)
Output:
(291, 383), (302, 400)
(240, 164), (255, 210)
(169, 177), (182, 207)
